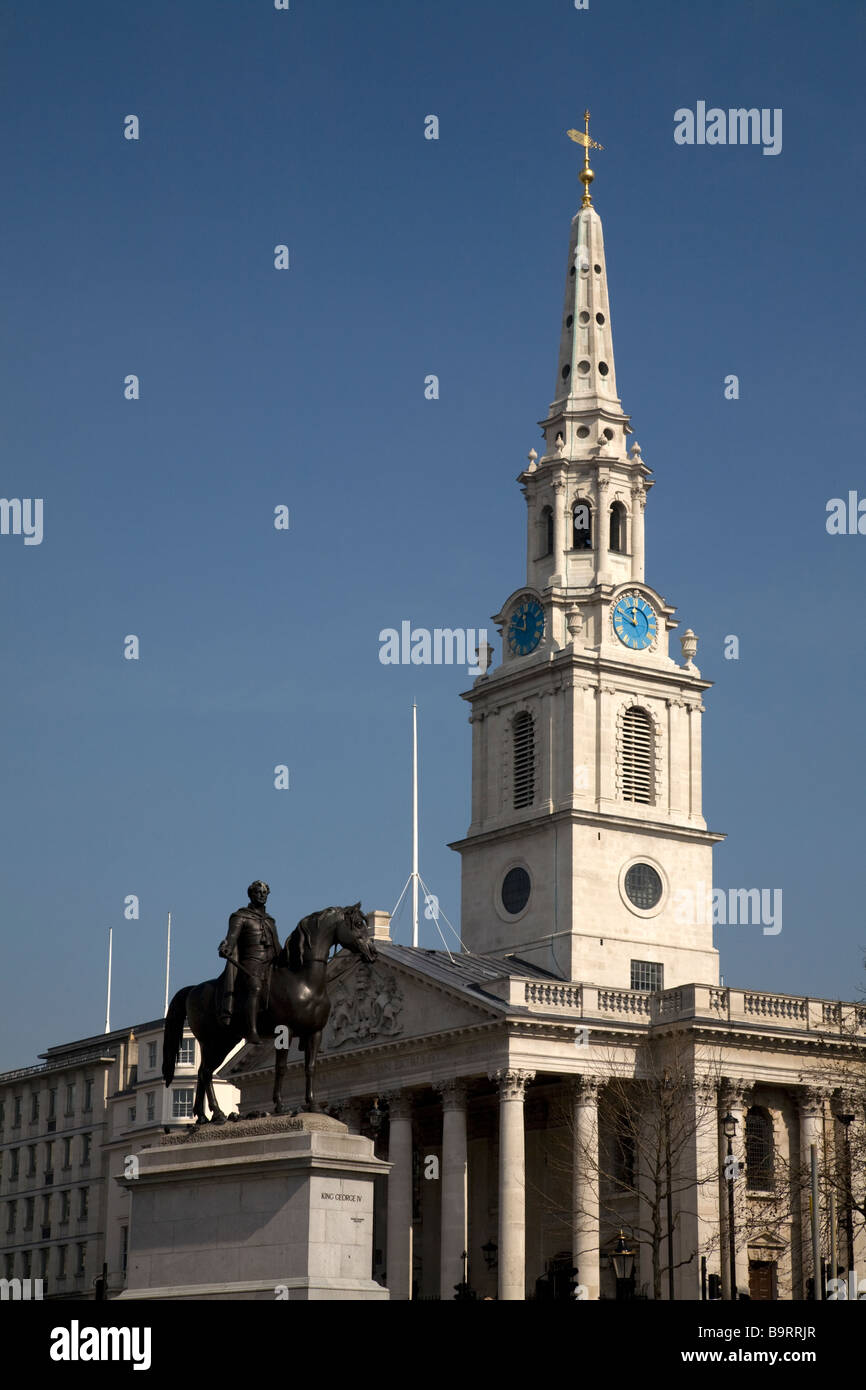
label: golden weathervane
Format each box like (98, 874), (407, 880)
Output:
(567, 109), (604, 208)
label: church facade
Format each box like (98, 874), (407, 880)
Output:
(231, 143), (866, 1302)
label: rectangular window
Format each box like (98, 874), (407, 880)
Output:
(30, 1093), (39, 1123)
(65, 1084), (75, 1116)
(59, 1190), (70, 1224)
(42, 1194), (51, 1226)
(3, 1254), (13, 1281)
(7, 1201), (17, 1234)
(48, 1089), (57, 1120)
(630, 959), (664, 992)
(27, 1145), (37, 1177)
(121, 1225), (129, 1277)
(78, 1187), (89, 1220)
(24, 1197), (34, 1230)
(10, 1149), (20, 1180)
(178, 1039), (195, 1066)
(83, 1079), (93, 1112)
(62, 1138), (72, 1169)
(81, 1133), (92, 1164)
(39, 1247), (49, 1279)
(145, 1093), (155, 1123)
(128, 1107), (137, 1124)
(172, 1089), (194, 1120)
(13, 1096), (22, 1127)
(76, 1244), (86, 1277)
(147, 1042), (157, 1070)
(21, 1251), (31, 1280)
(57, 1245), (67, 1279)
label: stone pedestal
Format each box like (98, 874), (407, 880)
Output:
(117, 1113), (390, 1301)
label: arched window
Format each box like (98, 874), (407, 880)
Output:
(540, 506), (554, 557)
(621, 707), (653, 804)
(745, 1108), (774, 1191)
(609, 501), (627, 553)
(572, 499), (592, 550)
(512, 711), (535, 809)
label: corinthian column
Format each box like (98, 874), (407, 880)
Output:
(571, 1076), (601, 1300)
(490, 1069), (534, 1301)
(384, 1091), (414, 1300)
(435, 1079), (468, 1300)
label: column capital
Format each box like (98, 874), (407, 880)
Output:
(718, 1078), (753, 1112)
(569, 1075), (603, 1104)
(797, 1086), (827, 1119)
(382, 1090), (413, 1122)
(490, 1069), (534, 1102)
(435, 1078), (468, 1111)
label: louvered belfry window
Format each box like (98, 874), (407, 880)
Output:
(621, 706), (653, 804)
(513, 711), (535, 809)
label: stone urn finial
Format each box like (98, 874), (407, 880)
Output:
(566, 603), (584, 642)
(680, 628), (698, 670)
(527, 448), (538, 472)
(475, 640), (494, 676)
(555, 433), (565, 455)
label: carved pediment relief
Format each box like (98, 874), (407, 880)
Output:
(324, 963), (405, 1051)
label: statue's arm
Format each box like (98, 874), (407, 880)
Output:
(219, 911), (243, 958)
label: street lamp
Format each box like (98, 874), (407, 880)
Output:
(609, 1229), (636, 1301)
(837, 1110), (855, 1278)
(662, 1069), (675, 1301)
(723, 1111), (738, 1301)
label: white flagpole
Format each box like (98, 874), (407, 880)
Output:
(412, 703), (419, 948)
(164, 912), (172, 1017)
(104, 927), (113, 1034)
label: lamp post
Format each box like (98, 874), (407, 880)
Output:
(837, 1110), (855, 1278)
(609, 1229), (636, 1301)
(723, 1111), (738, 1300)
(662, 1069), (675, 1301)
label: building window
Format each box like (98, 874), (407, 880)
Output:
(746, 1108), (775, 1191)
(83, 1079), (93, 1112)
(128, 1107), (137, 1124)
(178, 1039), (195, 1067)
(121, 1226), (129, 1277)
(24, 1197), (34, 1230)
(81, 1133), (92, 1165)
(78, 1188), (89, 1220)
(39, 1247), (49, 1280)
(21, 1251), (31, 1280)
(609, 501), (627, 553)
(621, 706), (654, 804)
(27, 1146), (37, 1177)
(540, 505), (554, 557)
(572, 499), (592, 549)
(10, 1149), (20, 1180)
(64, 1084), (75, 1117)
(48, 1089), (57, 1120)
(30, 1093), (39, 1123)
(0, 1099), (4, 1127)
(630, 960), (664, 992)
(512, 711), (535, 809)
(145, 1093), (155, 1123)
(172, 1089), (195, 1120)
(501, 867), (531, 917)
(62, 1138), (72, 1170)
(147, 1042), (158, 1070)
(7, 1201), (17, 1235)
(3, 1254), (13, 1281)
(59, 1191), (70, 1225)
(57, 1246), (67, 1279)
(624, 862), (663, 911)
(41, 1193), (51, 1233)
(76, 1244), (86, 1277)
(13, 1096), (22, 1127)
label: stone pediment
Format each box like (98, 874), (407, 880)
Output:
(320, 949), (503, 1055)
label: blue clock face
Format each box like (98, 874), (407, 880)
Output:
(507, 598), (545, 656)
(612, 592), (658, 650)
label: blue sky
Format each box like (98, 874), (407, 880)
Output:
(2, 0), (865, 1067)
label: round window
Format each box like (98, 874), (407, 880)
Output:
(624, 863), (663, 910)
(501, 867), (531, 916)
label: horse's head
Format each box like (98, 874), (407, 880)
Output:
(336, 902), (377, 965)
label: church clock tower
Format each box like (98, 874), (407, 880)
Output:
(450, 117), (723, 989)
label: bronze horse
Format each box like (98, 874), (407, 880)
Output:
(163, 903), (376, 1121)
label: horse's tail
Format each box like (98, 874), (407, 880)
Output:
(162, 986), (193, 1087)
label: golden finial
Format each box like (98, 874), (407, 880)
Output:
(567, 109), (604, 208)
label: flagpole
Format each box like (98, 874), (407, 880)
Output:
(412, 703), (419, 948)
(104, 927), (113, 1034)
(164, 912), (172, 1016)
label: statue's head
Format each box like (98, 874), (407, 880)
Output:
(248, 880), (270, 906)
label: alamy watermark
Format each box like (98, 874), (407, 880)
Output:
(674, 104), (782, 157)
(379, 622), (490, 676)
(674, 884), (782, 936)
(0, 498), (43, 545)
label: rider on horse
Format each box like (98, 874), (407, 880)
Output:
(217, 880), (282, 1043)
